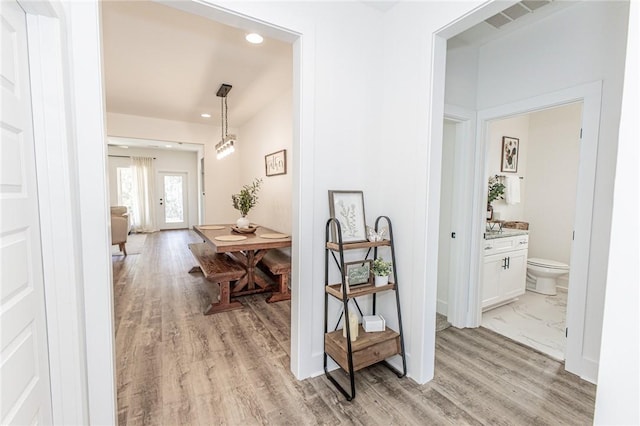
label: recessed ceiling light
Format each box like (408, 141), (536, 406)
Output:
(165, 145), (172, 148)
(201, 113), (211, 118)
(245, 33), (264, 44)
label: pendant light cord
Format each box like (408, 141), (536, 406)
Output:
(220, 96), (225, 141)
(224, 96), (229, 138)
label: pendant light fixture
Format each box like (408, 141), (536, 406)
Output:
(215, 83), (236, 159)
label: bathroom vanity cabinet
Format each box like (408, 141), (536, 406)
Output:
(482, 232), (529, 310)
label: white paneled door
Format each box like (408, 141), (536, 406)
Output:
(0, 1), (54, 424)
(157, 172), (188, 229)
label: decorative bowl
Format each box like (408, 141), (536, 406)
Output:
(231, 225), (258, 234)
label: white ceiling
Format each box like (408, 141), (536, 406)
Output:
(101, 1), (293, 127)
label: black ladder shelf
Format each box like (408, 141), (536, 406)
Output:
(323, 216), (407, 401)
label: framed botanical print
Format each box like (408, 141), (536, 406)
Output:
(501, 136), (519, 173)
(328, 190), (367, 243)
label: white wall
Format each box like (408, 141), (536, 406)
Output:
(237, 89), (292, 234)
(445, 45), (479, 110)
(437, 120), (456, 315)
(377, 1), (485, 382)
(107, 146), (199, 229)
(525, 103), (582, 267)
(595, 1), (639, 422)
(476, 0), (630, 376)
(487, 114), (529, 220)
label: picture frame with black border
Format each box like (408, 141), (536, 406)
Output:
(344, 260), (372, 287)
(501, 136), (519, 173)
(265, 149), (287, 176)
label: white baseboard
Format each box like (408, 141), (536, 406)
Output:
(581, 357), (599, 384)
(436, 299), (448, 316)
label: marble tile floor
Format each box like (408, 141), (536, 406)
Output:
(482, 288), (567, 360)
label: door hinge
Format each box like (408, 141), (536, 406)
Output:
(580, 128), (583, 139)
(572, 231), (575, 241)
(566, 328), (568, 338)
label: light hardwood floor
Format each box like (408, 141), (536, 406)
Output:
(113, 230), (596, 425)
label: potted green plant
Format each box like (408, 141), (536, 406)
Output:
(231, 178), (262, 228)
(372, 257), (392, 287)
(487, 175), (505, 220)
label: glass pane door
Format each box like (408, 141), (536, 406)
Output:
(158, 172), (188, 229)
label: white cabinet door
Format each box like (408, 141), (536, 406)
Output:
(0, 1), (54, 424)
(482, 253), (504, 308)
(502, 249), (528, 300)
(482, 242), (528, 310)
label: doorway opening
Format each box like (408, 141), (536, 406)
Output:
(434, 81), (602, 381)
(100, 0), (305, 383)
(480, 102), (583, 361)
(432, 1), (605, 381)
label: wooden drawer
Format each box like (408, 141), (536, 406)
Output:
(325, 326), (400, 372)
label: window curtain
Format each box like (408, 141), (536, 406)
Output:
(131, 156), (157, 233)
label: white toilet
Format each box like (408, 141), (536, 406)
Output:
(526, 258), (570, 295)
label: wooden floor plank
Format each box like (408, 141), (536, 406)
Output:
(113, 230), (596, 425)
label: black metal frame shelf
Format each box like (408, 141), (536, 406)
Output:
(323, 215), (407, 401)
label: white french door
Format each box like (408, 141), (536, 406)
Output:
(157, 172), (188, 229)
(0, 1), (54, 423)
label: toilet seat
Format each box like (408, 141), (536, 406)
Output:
(527, 257), (569, 270)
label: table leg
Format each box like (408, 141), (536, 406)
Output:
(228, 250), (271, 293)
(247, 251), (255, 290)
(266, 273), (291, 303)
(204, 280), (243, 315)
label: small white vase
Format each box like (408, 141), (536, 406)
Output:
(236, 216), (250, 228)
(374, 275), (389, 287)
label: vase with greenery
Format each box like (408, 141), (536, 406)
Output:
(487, 175), (505, 220)
(231, 178), (262, 228)
(372, 257), (392, 287)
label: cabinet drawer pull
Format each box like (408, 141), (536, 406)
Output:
(519, 241), (527, 245)
(485, 246), (493, 250)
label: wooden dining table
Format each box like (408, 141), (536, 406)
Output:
(193, 224), (291, 298)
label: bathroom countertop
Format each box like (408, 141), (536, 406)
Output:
(484, 228), (529, 240)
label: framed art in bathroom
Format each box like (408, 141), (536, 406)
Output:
(501, 136), (519, 173)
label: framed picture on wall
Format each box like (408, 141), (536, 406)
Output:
(501, 136), (519, 173)
(265, 149), (287, 176)
(328, 190), (367, 243)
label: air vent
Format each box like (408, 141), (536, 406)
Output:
(522, 0), (551, 11)
(485, 0), (552, 29)
(485, 13), (512, 29)
(502, 3), (530, 20)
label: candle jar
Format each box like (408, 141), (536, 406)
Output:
(342, 309), (359, 341)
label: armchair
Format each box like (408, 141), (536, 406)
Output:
(111, 206), (130, 255)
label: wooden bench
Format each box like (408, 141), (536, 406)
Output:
(188, 243), (246, 315)
(259, 249), (291, 303)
